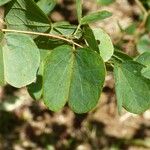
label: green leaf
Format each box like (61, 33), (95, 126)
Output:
(5, 0), (51, 33)
(37, 0), (56, 15)
(114, 61), (150, 114)
(76, 0), (82, 22)
(0, 45), (5, 86)
(43, 45), (105, 113)
(92, 28), (114, 62)
(27, 50), (50, 100)
(146, 14), (150, 32)
(112, 49), (133, 63)
(83, 25), (99, 53)
(96, 0), (115, 5)
(51, 23), (82, 38)
(0, 0), (11, 6)
(3, 33), (40, 88)
(80, 10), (112, 25)
(137, 35), (150, 54)
(124, 23), (137, 35)
(136, 52), (150, 79)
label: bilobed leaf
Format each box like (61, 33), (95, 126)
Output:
(137, 35), (150, 54)
(27, 50), (50, 100)
(0, 0), (11, 6)
(76, 0), (82, 22)
(80, 10), (112, 25)
(37, 0), (56, 15)
(136, 52), (150, 79)
(3, 33), (40, 88)
(5, 0), (51, 33)
(114, 61), (150, 114)
(92, 28), (114, 62)
(43, 45), (105, 113)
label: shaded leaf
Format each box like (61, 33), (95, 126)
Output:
(0, 0), (11, 6)
(112, 49), (132, 63)
(146, 14), (150, 32)
(83, 25), (99, 53)
(5, 0), (51, 33)
(27, 50), (50, 100)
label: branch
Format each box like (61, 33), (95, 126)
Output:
(1, 29), (83, 48)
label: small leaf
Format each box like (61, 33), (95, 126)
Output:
(114, 61), (150, 114)
(43, 45), (105, 113)
(136, 52), (150, 79)
(5, 0), (51, 33)
(80, 10), (112, 25)
(37, 0), (56, 15)
(124, 23), (137, 35)
(137, 34), (150, 54)
(96, 0), (115, 5)
(0, 0), (11, 6)
(27, 50), (50, 100)
(92, 28), (114, 62)
(3, 33), (40, 88)
(76, 0), (82, 22)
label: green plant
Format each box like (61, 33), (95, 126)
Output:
(0, 0), (150, 114)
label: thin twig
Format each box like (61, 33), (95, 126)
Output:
(1, 29), (83, 48)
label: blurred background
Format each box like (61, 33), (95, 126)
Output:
(0, 0), (150, 149)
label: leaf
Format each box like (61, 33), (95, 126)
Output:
(0, 0), (11, 6)
(37, 0), (56, 15)
(92, 28), (114, 62)
(112, 49), (133, 63)
(83, 25), (99, 53)
(80, 10), (112, 25)
(0, 45), (5, 86)
(27, 50), (50, 100)
(5, 0), (51, 33)
(146, 14), (150, 32)
(96, 0), (115, 5)
(124, 23), (137, 35)
(137, 35), (150, 54)
(114, 61), (150, 114)
(51, 23), (82, 38)
(43, 45), (105, 113)
(76, 0), (82, 22)
(136, 52), (150, 79)
(3, 33), (40, 88)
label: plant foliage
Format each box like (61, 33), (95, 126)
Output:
(0, 0), (150, 114)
